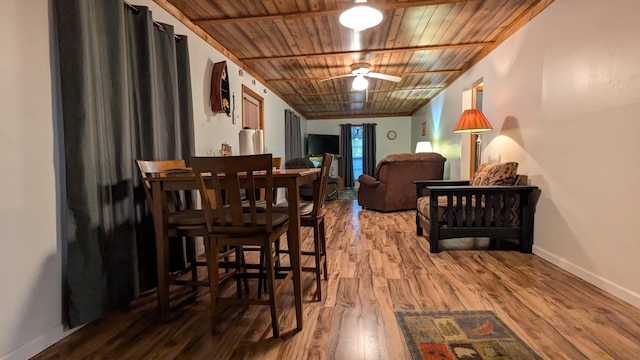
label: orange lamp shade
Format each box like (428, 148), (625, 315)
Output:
(452, 109), (493, 133)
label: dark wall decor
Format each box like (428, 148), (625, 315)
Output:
(210, 61), (231, 116)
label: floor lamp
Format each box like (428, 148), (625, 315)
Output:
(453, 109), (493, 173)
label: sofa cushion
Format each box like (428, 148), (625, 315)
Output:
(471, 162), (519, 186)
(417, 196), (477, 223)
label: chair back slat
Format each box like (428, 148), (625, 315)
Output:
(312, 154), (333, 217)
(191, 154), (276, 234)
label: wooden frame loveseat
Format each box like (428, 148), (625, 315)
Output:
(414, 162), (539, 253)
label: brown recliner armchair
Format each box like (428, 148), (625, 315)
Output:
(357, 153), (446, 212)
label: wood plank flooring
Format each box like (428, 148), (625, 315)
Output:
(33, 199), (640, 359)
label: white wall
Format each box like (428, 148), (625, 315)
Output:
(0, 1), (66, 359)
(412, 0), (640, 307)
(0, 1), (302, 358)
(307, 116), (413, 164)
(411, 95), (466, 180)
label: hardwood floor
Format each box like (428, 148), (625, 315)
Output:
(33, 200), (640, 359)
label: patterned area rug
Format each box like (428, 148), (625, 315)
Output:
(337, 188), (358, 200)
(396, 311), (541, 360)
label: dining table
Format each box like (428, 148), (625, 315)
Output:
(145, 167), (320, 332)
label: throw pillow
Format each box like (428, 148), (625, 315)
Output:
(471, 162), (519, 186)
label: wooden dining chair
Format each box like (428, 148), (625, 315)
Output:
(136, 160), (242, 302)
(190, 154), (293, 338)
(136, 159), (207, 289)
(273, 153), (332, 301)
(227, 156), (283, 294)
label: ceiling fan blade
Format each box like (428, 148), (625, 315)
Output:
(367, 72), (401, 82)
(319, 74), (355, 82)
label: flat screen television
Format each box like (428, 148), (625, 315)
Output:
(307, 134), (339, 156)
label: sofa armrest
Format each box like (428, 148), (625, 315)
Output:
(426, 185), (539, 203)
(358, 174), (380, 188)
(426, 185), (537, 193)
(414, 180), (470, 198)
(426, 185), (539, 228)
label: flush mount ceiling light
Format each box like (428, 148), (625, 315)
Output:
(339, 0), (383, 31)
(351, 74), (369, 91)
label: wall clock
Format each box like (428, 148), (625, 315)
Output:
(387, 130), (397, 140)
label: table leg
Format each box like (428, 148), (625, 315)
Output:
(151, 181), (170, 320)
(287, 179), (304, 331)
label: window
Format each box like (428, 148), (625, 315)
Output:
(352, 126), (363, 180)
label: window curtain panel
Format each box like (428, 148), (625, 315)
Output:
(54, 0), (194, 327)
(284, 109), (303, 161)
(339, 124), (354, 187)
(362, 123), (377, 177)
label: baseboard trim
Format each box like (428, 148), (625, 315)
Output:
(533, 245), (640, 309)
(0, 325), (81, 360)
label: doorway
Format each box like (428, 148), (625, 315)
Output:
(469, 83), (483, 178)
(242, 85), (264, 130)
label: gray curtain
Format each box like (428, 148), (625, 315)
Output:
(339, 124), (354, 187)
(362, 123), (377, 176)
(284, 109), (302, 160)
(54, 0), (193, 327)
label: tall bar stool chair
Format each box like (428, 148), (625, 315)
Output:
(190, 154), (294, 337)
(136, 160), (242, 313)
(136, 160), (208, 289)
(274, 153), (332, 300)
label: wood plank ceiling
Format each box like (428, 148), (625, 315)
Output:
(155, 0), (554, 119)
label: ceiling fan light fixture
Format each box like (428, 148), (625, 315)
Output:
(339, 3), (383, 31)
(352, 74), (369, 91)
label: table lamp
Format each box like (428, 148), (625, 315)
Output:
(415, 141), (433, 153)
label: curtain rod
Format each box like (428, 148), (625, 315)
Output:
(124, 1), (140, 13)
(123, 0), (182, 40)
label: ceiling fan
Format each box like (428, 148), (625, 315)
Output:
(320, 62), (401, 91)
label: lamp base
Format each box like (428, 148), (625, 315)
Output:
(474, 132), (483, 173)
